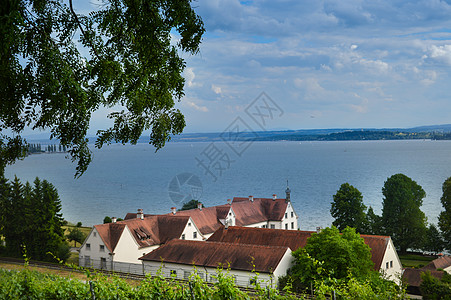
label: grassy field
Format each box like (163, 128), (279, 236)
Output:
(63, 225), (92, 248)
(399, 253), (435, 268)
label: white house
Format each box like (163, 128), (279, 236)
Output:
(159, 189), (299, 239)
(79, 213), (203, 272)
(208, 226), (403, 284)
(139, 239), (294, 288)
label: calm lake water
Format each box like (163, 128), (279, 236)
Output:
(5, 140), (451, 230)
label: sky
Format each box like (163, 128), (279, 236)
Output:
(82, 0), (451, 134)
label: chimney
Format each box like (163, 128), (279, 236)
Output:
(197, 202), (202, 211)
(112, 217), (117, 223)
(249, 195), (254, 202)
(272, 194), (277, 201)
(137, 209), (144, 220)
(316, 226), (322, 234)
(171, 207), (176, 215)
(227, 198), (231, 205)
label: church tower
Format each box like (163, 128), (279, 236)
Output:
(285, 180), (291, 203)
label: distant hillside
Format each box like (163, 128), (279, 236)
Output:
(23, 124), (451, 143)
(167, 124), (451, 142)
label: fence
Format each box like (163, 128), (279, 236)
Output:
(79, 258), (275, 288)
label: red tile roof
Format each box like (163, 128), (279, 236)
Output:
(94, 223), (126, 253)
(95, 215), (190, 252)
(163, 197), (290, 235)
(139, 239), (290, 273)
(232, 197), (289, 225)
(423, 255), (451, 271)
(208, 226), (390, 270)
(402, 268), (445, 287)
(167, 205), (231, 235)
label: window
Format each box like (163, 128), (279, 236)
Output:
(229, 212), (232, 216)
(84, 256), (90, 266)
(100, 257), (107, 269)
(390, 261), (393, 268)
(198, 272), (205, 280)
(184, 271), (190, 280)
(291, 222), (294, 229)
(99, 245), (105, 252)
(181, 234), (185, 240)
(193, 232), (197, 239)
(249, 278), (257, 286)
(262, 225), (266, 228)
(285, 223), (288, 230)
(93, 232), (96, 237)
(86, 243), (91, 251)
(291, 212), (294, 218)
(170, 270), (177, 277)
(386, 262), (389, 269)
(285, 213), (288, 219)
(270, 224), (275, 229)
(188, 222), (191, 227)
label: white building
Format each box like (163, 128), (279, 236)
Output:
(139, 239), (294, 288)
(78, 213), (202, 271)
(208, 226), (403, 284)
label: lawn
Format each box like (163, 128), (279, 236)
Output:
(63, 225), (92, 248)
(399, 253), (435, 268)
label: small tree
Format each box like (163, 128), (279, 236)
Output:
(366, 206), (382, 235)
(290, 226), (374, 288)
(180, 199), (203, 211)
(439, 177), (451, 251)
(381, 174), (427, 253)
(330, 183), (368, 233)
(66, 228), (87, 247)
(424, 224), (444, 254)
(103, 216), (112, 224)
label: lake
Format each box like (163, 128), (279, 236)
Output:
(5, 140), (451, 230)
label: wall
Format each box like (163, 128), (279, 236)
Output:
(281, 202), (298, 230)
(141, 261), (277, 288)
(380, 238), (403, 284)
(180, 217), (204, 240)
(79, 227), (113, 269)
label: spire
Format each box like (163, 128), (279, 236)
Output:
(285, 180), (291, 203)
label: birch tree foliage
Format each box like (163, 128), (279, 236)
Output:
(0, 0), (205, 176)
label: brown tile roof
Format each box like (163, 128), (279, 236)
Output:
(94, 223), (126, 253)
(232, 197), (289, 225)
(139, 239), (290, 273)
(208, 226), (311, 251)
(402, 268), (445, 287)
(167, 205), (230, 235)
(423, 255), (451, 271)
(95, 215), (190, 252)
(207, 226), (390, 271)
(165, 197), (290, 235)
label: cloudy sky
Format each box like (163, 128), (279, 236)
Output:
(86, 0), (451, 133)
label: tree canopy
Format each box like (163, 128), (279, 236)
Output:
(0, 0), (205, 176)
(381, 173), (427, 253)
(0, 176), (69, 261)
(439, 177), (451, 251)
(290, 226), (374, 287)
(330, 183), (368, 233)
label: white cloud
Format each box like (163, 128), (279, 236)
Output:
(211, 84), (222, 94)
(427, 45), (451, 66)
(184, 101), (209, 112)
